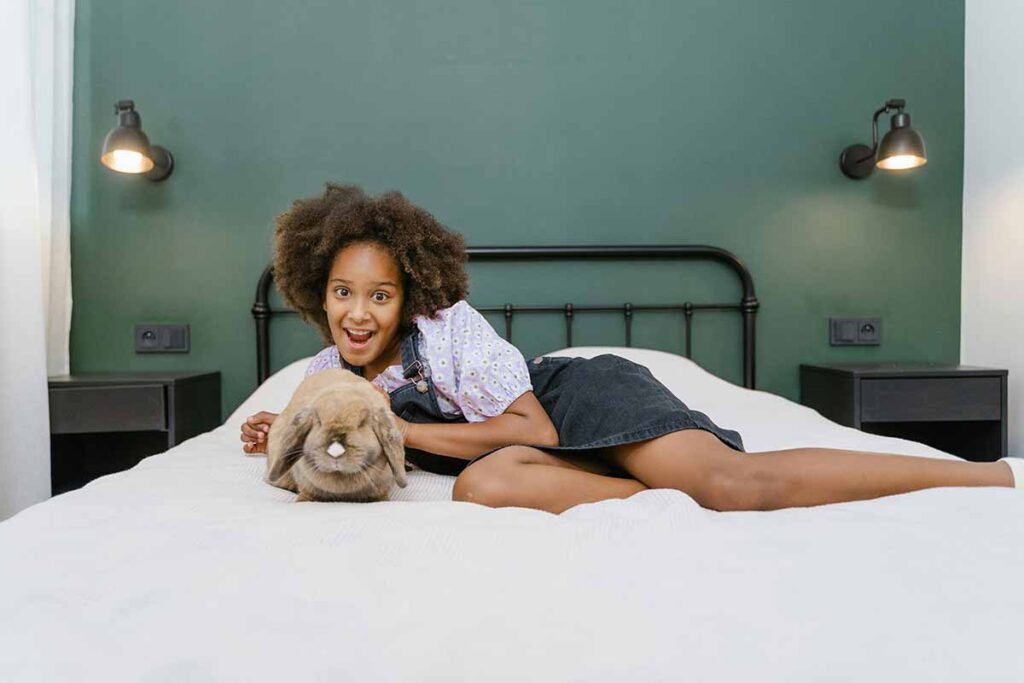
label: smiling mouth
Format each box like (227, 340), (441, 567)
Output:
(345, 329), (375, 347)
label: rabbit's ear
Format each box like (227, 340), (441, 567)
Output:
(267, 408), (315, 483)
(372, 408), (407, 488)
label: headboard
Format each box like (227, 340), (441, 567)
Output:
(251, 245), (760, 388)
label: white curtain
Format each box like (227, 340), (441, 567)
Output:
(0, 0), (75, 522)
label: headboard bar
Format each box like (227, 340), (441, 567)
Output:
(252, 245), (759, 388)
(474, 302), (739, 357)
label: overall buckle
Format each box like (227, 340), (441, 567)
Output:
(402, 359), (424, 380)
(402, 359), (430, 393)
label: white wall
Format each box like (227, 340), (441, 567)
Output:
(962, 1), (1024, 455)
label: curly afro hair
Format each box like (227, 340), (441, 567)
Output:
(273, 183), (469, 345)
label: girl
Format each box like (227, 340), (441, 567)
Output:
(241, 183), (1021, 514)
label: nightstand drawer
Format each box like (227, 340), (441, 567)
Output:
(860, 377), (1002, 422)
(49, 384), (166, 434)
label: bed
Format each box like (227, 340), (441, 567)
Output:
(1, 246), (1022, 681)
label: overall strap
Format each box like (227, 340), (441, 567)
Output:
(399, 331), (430, 393)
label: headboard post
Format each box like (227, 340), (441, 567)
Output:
(742, 297), (758, 389)
(252, 267), (274, 385)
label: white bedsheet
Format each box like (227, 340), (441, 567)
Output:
(1, 347), (1022, 681)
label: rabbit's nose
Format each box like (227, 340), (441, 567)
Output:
(327, 441), (346, 458)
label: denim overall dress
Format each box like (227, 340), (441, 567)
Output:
(342, 332), (745, 477)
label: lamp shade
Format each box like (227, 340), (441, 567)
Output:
(100, 125), (155, 174)
(876, 112), (927, 170)
(99, 101), (174, 181)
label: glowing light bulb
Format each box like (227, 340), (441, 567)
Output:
(101, 149), (155, 174)
(877, 154), (927, 170)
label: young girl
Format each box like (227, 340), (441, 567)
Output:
(241, 183), (1021, 514)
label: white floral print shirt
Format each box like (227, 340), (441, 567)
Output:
(305, 300), (532, 421)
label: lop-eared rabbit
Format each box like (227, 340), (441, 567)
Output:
(264, 368), (407, 502)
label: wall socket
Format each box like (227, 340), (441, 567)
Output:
(829, 317), (881, 346)
(135, 324), (190, 353)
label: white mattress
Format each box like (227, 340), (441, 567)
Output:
(1, 347), (1022, 681)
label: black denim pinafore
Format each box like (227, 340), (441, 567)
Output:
(342, 332), (745, 477)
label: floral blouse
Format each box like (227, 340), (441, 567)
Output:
(305, 300), (532, 422)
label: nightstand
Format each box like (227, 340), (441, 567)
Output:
(47, 372), (221, 494)
(799, 363), (1007, 462)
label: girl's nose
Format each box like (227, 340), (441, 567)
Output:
(348, 301), (370, 322)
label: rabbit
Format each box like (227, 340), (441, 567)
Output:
(265, 368), (407, 502)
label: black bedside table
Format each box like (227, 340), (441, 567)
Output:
(47, 372), (221, 494)
(799, 363), (1007, 462)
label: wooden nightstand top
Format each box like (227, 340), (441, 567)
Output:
(800, 363), (1006, 379)
(47, 371), (221, 442)
(48, 371), (220, 388)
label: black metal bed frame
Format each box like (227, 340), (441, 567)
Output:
(252, 245), (760, 388)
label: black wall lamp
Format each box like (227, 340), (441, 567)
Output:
(839, 99), (927, 180)
(100, 100), (174, 181)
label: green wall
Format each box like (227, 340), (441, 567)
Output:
(70, 0), (965, 420)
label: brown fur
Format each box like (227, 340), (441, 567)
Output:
(265, 368), (407, 502)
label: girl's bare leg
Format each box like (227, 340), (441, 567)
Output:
(452, 446), (647, 515)
(609, 429), (1015, 511)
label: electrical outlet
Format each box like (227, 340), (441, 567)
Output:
(856, 318), (881, 344)
(135, 324), (190, 353)
(829, 317), (881, 346)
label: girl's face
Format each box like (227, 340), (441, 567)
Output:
(322, 242), (405, 371)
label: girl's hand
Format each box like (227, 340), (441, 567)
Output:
(241, 411), (278, 454)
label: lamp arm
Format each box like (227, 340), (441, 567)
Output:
(870, 107), (885, 152)
(870, 99), (907, 151)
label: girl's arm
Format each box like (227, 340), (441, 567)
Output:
(397, 391), (558, 460)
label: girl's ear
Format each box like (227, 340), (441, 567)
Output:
(267, 408), (315, 483)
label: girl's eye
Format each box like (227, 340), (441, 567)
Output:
(334, 287), (349, 297)
(373, 292), (389, 302)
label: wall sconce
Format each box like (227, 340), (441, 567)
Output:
(100, 100), (174, 181)
(839, 99), (927, 180)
